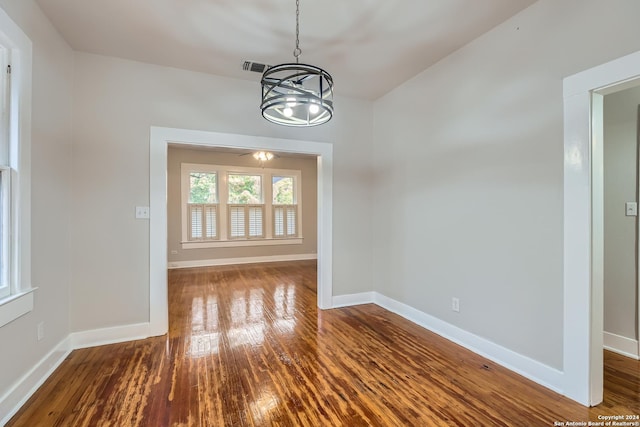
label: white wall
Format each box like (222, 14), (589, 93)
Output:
(603, 86), (640, 343)
(71, 52), (373, 331)
(0, 0), (73, 408)
(372, 0), (640, 371)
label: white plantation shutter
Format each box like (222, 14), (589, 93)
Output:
(229, 205), (264, 239)
(189, 205), (203, 240)
(188, 204), (218, 241)
(229, 206), (245, 238)
(273, 205), (297, 238)
(248, 206), (263, 237)
(286, 208), (297, 237)
(204, 206), (217, 239)
(274, 207), (284, 237)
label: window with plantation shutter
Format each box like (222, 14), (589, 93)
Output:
(272, 175), (298, 239)
(181, 163), (302, 248)
(185, 170), (218, 242)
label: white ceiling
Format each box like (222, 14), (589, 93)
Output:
(35, 0), (536, 100)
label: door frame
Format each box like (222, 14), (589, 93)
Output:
(148, 127), (334, 337)
(563, 50), (640, 406)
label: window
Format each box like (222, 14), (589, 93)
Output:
(0, 7), (34, 327)
(181, 163), (302, 248)
(227, 173), (264, 239)
(272, 176), (297, 238)
(0, 44), (10, 299)
(187, 172), (218, 240)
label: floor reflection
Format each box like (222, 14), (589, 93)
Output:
(187, 277), (298, 358)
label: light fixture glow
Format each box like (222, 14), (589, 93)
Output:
(253, 151), (274, 162)
(260, 0), (334, 127)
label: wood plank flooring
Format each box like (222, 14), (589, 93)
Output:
(7, 261), (640, 426)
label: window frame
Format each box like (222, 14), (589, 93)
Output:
(0, 6), (35, 327)
(180, 163), (302, 249)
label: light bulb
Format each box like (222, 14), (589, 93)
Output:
(309, 104), (319, 114)
(283, 107), (293, 117)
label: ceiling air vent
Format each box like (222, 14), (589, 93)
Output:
(242, 60), (270, 74)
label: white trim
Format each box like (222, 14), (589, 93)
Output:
(0, 288), (35, 328)
(0, 4), (33, 316)
(603, 332), (640, 360)
(0, 336), (71, 426)
(327, 291), (563, 394)
(151, 127), (334, 338)
(331, 292), (374, 308)
(181, 237), (302, 249)
(372, 292), (564, 394)
(563, 48), (640, 406)
(0, 322), (153, 424)
(69, 322), (151, 350)
(168, 253), (317, 269)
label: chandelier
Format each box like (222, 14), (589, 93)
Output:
(260, 0), (334, 127)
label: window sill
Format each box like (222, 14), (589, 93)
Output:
(181, 237), (303, 250)
(0, 288), (36, 328)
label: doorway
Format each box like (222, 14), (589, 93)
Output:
(563, 50), (640, 406)
(602, 89), (640, 361)
(148, 127), (334, 338)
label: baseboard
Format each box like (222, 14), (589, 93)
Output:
(70, 322), (152, 349)
(372, 292), (565, 395)
(604, 331), (639, 360)
(332, 292), (374, 308)
(0, 336), (72, 426)
(1, 290), (569, 424)
(168, 253), (317, 269)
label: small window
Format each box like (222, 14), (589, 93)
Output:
(273, 176), (298, 239)
(187, 171), (218, 241)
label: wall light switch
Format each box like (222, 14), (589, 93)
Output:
(135, 206), (150, 219)
(625, 202), (637, 217)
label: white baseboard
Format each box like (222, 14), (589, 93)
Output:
(0, 336), (72, 426)
(168, 253), (317, 269)
(371, 292), (565, 395)
(325, 291), (564, 395)
(604, 331), (639, 360)
(2, 289), (569, 424)
(332, 292), (374, 308)
(0, 322), (154, 425)
(70, 322), (152, 349)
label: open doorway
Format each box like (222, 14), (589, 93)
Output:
(602, 88), (640, 361)
(165, 145), (318, 269)
(149, 128), (334, 338)
(563, 50), (640, 406)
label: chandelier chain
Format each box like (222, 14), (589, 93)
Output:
(293, 0), (302, 62)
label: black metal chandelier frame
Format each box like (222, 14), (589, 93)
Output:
(260, 0), (334, 127)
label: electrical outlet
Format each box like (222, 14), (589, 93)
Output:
(37, 322), (45, 341)
(135, 206), (150, 219)
(452, 297), (460, 313)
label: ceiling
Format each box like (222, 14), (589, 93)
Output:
(35, 0), (536, 100)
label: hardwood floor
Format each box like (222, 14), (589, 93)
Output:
(7, 261), (640, 426)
